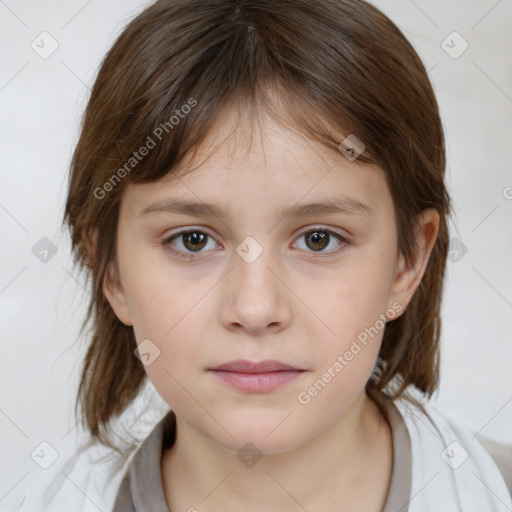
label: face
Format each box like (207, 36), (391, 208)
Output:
(103, 105), (436, 454)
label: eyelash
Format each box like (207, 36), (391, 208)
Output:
(161, 226), (349, 260)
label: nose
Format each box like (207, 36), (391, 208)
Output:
(218, 243), (292, 335)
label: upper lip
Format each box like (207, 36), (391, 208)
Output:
(209, 359), (302, 373)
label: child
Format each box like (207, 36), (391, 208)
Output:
(38, 0), (512, 510)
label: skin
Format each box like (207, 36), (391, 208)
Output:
(102, 104), (439, 511)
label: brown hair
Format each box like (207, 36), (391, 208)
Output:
(63, 0), (452, 452)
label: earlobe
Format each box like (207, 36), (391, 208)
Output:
(102, 260), (133, 327)
(388, 209), (440, 315)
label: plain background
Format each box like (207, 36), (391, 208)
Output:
(1, 0), (511, 506)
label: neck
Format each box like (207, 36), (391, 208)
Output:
(161, 392), (393, 512)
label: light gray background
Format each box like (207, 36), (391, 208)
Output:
(1, 0), (511, 507)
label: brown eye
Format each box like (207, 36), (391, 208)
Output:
(294, 228), (347, 255)
(304, 230), (330, 251)
(181, 231), (208, 251)
(162, 229), (217, 259)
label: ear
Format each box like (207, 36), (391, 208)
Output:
(387, 209), (440, 317)
(84, 227), (98, 269)
(84, 227), (133, 326)
(102, 259), (133, 326)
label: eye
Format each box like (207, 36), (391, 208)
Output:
(161, 226), (348, 260)
(293, 227), (347, 256)
(162, 229), (219, 259)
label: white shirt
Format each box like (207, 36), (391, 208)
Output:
(395, 398), (512, 512)
(4, 392), (512, 512)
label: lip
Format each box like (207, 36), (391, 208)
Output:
(209, 359), (305, 393)
(209, 359), (302, 373)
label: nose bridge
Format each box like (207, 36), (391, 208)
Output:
(236, 238), (276, 292)
(221, 234), (290, 331)
(234, 234), (281, 302)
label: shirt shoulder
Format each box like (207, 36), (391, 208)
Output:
(112, 410), (175, 512)
(394, 396), (512, 512)
(5, 390), (171, 512)
(2, 435), (136, 512)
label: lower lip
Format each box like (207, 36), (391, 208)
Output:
(209, 370), (304, 392)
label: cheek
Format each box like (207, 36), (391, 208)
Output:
(128, 274), (204, 354)
(316, 266), (390, 337)
(133, 296), (207, 411)
(296, 280), (387, 412)
(122, 259), (211, 393)
(302, 262), (391, 380)
(120, 245), (184, 333)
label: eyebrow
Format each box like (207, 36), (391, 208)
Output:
(139, 196), (374, 219)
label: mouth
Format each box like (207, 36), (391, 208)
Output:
(208, 359), (306, 393)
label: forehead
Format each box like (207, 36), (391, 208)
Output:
(120, 105), (393, 221)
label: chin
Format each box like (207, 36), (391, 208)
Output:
(202, 410), (309, 455)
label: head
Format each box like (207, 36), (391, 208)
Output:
(63, 0), (452, 453)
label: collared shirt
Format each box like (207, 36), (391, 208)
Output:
(7, 394), (512, 511)
(111, 397), (512, 512)
(111, 398), (412, 512)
